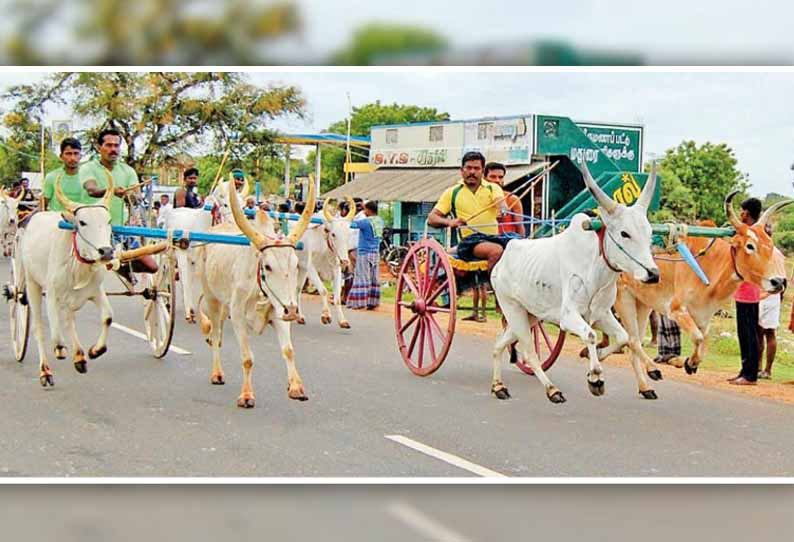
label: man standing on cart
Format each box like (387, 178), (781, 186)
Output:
(80, 128), (158, 276)
(427, 151), (513, 273)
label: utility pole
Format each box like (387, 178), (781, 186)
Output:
(345, 91), (352, 184)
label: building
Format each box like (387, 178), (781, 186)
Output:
(325, 114), (654, 244)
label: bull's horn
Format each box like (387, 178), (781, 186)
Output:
(15, 186), (25, 201)
(323, 197), (336, 222)
(758, 199), (794, 226)
(345, 196), (356, 221)
(636, 161), (657, 211)
(240, 175), (251, 199)
(581, 161), (617, 214)
(229, 171), (268, 251)
(102, 168), (115, 208)
(54, 173), (77, 213)
(289, 173), (316, 244)
(119, 241), (168, 262)
(724, 190), (743, 229)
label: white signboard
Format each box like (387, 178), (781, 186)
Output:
(463, 116), (533, 165)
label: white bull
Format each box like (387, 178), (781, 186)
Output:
(292, 198), (356, 328)
(15, 173), (116, 387)
(163, 205), (214, 323)
(0, 187), (23, 257)
(490, 163), (660, 403)
(196, 176), (316, 408)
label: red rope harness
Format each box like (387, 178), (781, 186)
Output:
(71, 231), (96, 265)
(596, 226), (621, 273)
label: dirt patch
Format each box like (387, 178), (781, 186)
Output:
(343, 297), (794, 406)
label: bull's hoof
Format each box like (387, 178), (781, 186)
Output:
(587, 378), (605, 397)
(321, 314), (332, 325)
(639, 389), (658, 400)
(547, 389), (566, 404)
(668, 356), (685, 368)
(237, 396), (256, 408)
(684, 358), (698, 375)
(647, 369), (663, 381)
(74, 361), (87, 374)
(491, 384), (511, 400)
(288, 386), (309, 401)
(297, 316), (306, 325)
(339, 320), (351, 329)
(210, 374), (225, 385)
(39, 374), (54, 387)
(54, 346), (67, 360)
(88, 345), (107, 359)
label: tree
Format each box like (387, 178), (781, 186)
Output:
(307, 101), (450, 191)
(2, 72), (305, 176)
(648, 166), (697, 223)
(2, 1), (301, 65)
(658, 141), (750, 222)
(331, 23), (448, 65)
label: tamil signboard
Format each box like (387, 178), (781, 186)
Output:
(535, 115), (643, 175)
(371, 147), (460, 168)
(575, 122), (643, 173)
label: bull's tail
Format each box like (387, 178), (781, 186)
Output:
(197, 294), (212, 336)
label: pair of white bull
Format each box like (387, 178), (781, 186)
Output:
(168, 176), (358, 331)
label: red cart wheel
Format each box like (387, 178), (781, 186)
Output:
(513, 321), (566, 376)
(394, 238), (456, 376)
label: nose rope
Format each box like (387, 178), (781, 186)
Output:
(599, 227), (657, 275)
(256, 244), (297, 313)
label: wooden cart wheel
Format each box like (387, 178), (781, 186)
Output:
(143, 248), (176, 358)
(394, 238), (456, 376)
(513, 321), (566, 376)
(6, 258), (30, 363)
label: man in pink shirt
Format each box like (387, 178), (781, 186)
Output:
(729, 197), (763, 385)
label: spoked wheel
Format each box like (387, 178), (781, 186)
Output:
(512, 321), (566, 376)
(6, 258), (29, 362)
(394, 238), (456, 376)
(143, 248), (176, 358)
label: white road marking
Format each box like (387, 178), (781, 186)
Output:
(387, 501), (471, 542)
(111, 323), (191, 355)
(385, 435), (507, 478)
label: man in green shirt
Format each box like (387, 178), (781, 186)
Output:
(81, 128), (157, 274)
(42, 137), (85, 212)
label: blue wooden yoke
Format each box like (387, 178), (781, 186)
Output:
(202, 204), (359, 229)
(58, 221), (304, 250)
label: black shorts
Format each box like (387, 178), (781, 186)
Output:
(455, 232), (519, 262)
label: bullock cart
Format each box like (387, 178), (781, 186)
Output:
(394, 220), (734, 378)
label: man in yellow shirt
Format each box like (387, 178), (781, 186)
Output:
(428, 151), (511, 273)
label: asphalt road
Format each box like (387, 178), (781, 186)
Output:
(1, 261), (793, 477)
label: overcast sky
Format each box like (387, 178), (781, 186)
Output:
(1, 70), (792, 198)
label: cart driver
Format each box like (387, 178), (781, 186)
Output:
(427, 151), (516, 273)
(81, 128), (158, 277)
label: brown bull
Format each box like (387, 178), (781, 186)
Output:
(604, 191), (792, 399)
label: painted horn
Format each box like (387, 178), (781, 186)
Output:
(636, 161), (657, 211)
(758, 199), (794, 226)
(102, 168), (115, 208)
(289, 173), (317, 244)
(581, 161), (617, 214)
(229, 171), (268, 251)
(323, 197), (336, 222)
(54, 173), (77, 213)
(724, 190), (743, 230)
(345, 196), (356, 221)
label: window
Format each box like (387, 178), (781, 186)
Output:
(385, 129), (398, 144)
(477, 122), (492, 140)
(429, 125), (444, 142)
